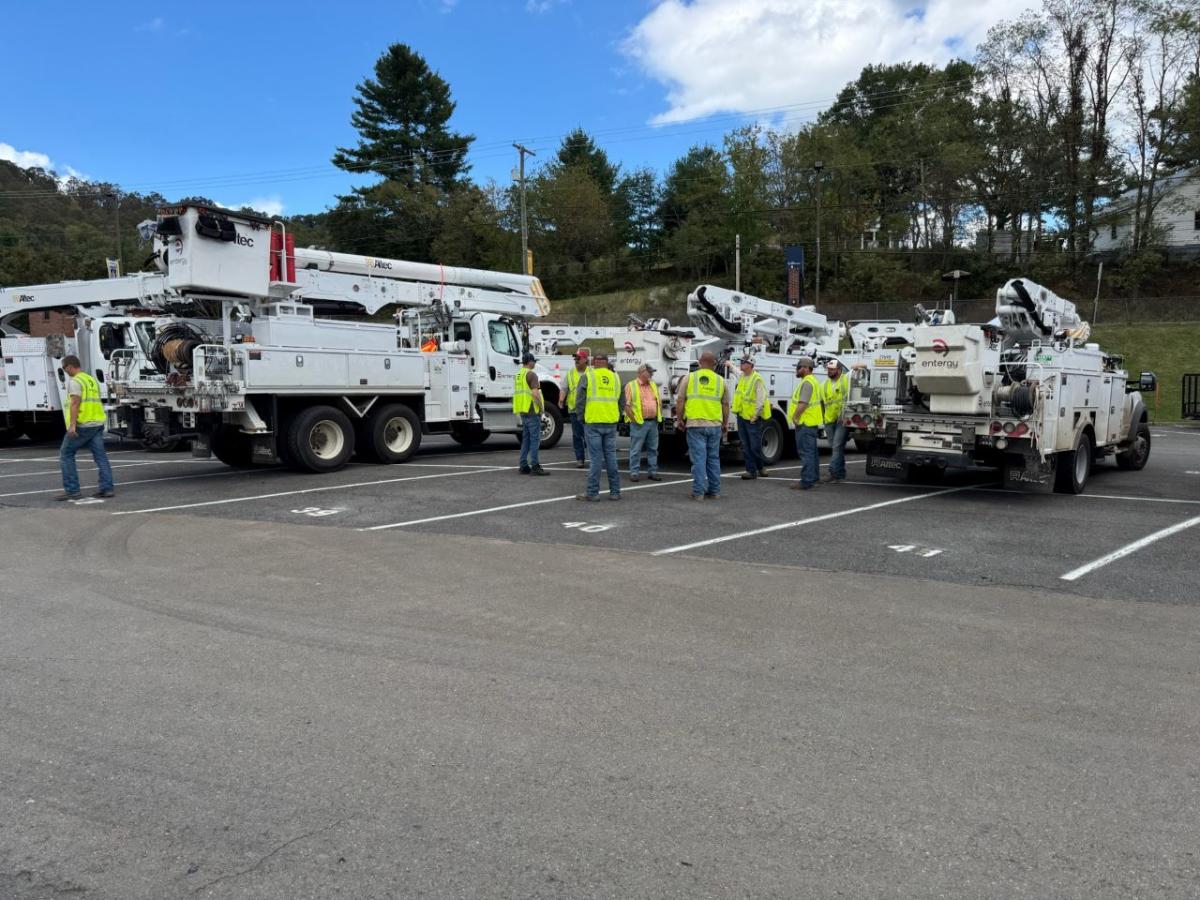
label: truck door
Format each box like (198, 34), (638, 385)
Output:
(483, 316), (522, 396)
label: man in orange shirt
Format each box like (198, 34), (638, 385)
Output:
(623, 363), (663, 482)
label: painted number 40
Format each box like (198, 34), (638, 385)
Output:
(562, 521), (610, 534)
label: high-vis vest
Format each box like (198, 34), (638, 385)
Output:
(583, 368), (620, 424)
(822, 373), (851, 424)
(788, 374), (824, 427)
(684, 369), (725, 422)
(624, 379), (662, 425)
(65, 371), (105, 427)
(565, 366), (584, 412)
(731, 371), (770, 420)
(512, 368), (539, 414)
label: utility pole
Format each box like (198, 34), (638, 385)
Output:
(735, 234), (741, 291)
(513, 143), (536, 276)
(813, 161), (824, 306)
(106, 190), (122, 276)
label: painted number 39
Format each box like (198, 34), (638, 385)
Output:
(562, 521), (609, 533)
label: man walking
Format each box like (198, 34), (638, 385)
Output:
(730, 355), (771, 480)
(575, 350), (621, 501)
(563, 349), (589, 469)
(624, 363), (662, 483)
(514, 352), (549, 476)
(57, 355), (114, 501)
(788, 356), (823, 492)
(821, 358), (851, 484)
(675, 350), (729, 501)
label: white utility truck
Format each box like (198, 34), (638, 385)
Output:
(108, 204), (564, 472)
(853, 278), (1154, 493)
(0, 273), (173, 445)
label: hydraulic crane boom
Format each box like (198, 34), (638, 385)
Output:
(686, 285), (837, 349)
(0, 272), (168, 327)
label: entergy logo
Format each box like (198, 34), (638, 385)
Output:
(931, 337), (950, 357)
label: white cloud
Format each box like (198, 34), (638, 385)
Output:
(220, 195), (286, 217)
(624, 0), (1040, 125)
(526, 0), (565, 12)
(136, 16), (165, 32)
(0, 142), (53, 171)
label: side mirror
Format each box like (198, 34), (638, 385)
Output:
(1133, 371), (1157, 393)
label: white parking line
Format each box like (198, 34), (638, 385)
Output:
(653, 486), (974, 556)
(1060, 515), (1200, 581)
(0, 467), (268, 499)
(0, 449), (157, 463)
(111, 468), (498, 516)
(0, 459), (215, 479)
(362, 478), (693, 531)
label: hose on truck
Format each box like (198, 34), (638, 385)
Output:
(149, 323), (208, 374)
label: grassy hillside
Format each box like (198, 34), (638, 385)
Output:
(1092, 323), (1199, 423)
(551, 284), (694, 325)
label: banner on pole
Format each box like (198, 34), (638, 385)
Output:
(784, 244), (805, 305)
(106, 258), (121, 279)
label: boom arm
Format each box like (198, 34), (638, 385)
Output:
(995, 279), (1089, 344)
(687, 285), (836, 347)
(0, 272), (168, 325)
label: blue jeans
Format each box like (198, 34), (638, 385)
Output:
(569, 411), (586, 462)
(795, 425), (819, 487)
(585, 423), (619, 497)
(737, 416), (765, 474)
(628, 420), (659, 476)
(60, 426), (114, 495)
(519, 413), (541, 468)
(828, 421), (848, 479)
(686, 426), (722, 497)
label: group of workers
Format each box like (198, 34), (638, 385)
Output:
(514, 346), (853, 502)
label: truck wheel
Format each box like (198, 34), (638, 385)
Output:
(210, 425), (255, 468)
(286, 405), (355, 473)
(21, 419), (66, 444)
(360, 404), (421, 464)
(759, 418), (784, 466)
(140, 429), (183, 453)
(1054, 429), (1093, 494)
(538, 403), (564, 450)
(449, 424), (490, 446)
(1116, 421), (1151, 471)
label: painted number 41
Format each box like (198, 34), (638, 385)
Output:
(563, 521), (610, 534)
(889, 544), (944, 558)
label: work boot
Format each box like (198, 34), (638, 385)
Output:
(93, 490), (115, 498)
(690, 494), (705, 501)
(820, 472), (836, 483)
(789, 482), (814, 491)
(608, 493), (621, 501)
(519, 465), (532, 475)
(575, 493), (598, 502)
(575, 460), (587, 468)
(759, 469), (770, 477)
(54, 492), (82, 502)
(740, 472), (757, 480)
(647, 474), (662, 482)
(629, 474), (641, 482)
(704, 493), (720, 500)
(531, 466), (549, 476)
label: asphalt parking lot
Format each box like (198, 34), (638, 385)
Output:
(2, 426), (1199, 898)
(2, 426), (1198, 604)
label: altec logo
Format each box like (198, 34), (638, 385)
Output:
(366, 257), (394, 270)
(235, 234), (254, 248)
(931, 338), (950, 357)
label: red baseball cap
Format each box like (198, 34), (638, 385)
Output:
(574, 348), (590, 358)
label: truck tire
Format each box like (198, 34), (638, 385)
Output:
(1116, 421), (1151, 471)
(210, 425), (255, 468)
(0, 417), (24, 446)
(359, 403), (421, 464)
(759, 418), (784, 466)
(140, 429), (184, 453)
(538, 403), (564, 450)
(1054, 429), (1093, 494)
(21, 418), (66, 444)
(285, 405), (355, 473)
(449, 424), (490, 446)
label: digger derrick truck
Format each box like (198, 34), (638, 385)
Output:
(107, 204), (563, 472)
(0, 273), (180, 446)
(855, 278), (1155, 494)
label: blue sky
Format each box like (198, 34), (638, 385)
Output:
(1, 0), (1026, 216)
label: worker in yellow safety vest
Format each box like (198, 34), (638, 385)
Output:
(575, 350), (621, 500)
(788, 356), (823, 491)
(820, 358), (852, 484)
(513, 352), (549, 476)
(623, 363), (663, 482)
(562, 348), (590, 468)
(675, 350), (730, 500)
(56, 354), (115, 501)
(730, 355), (771, 480)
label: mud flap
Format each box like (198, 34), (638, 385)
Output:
(191, 431), (211, 458)
(866, 449), (908, 479)
(1003, 454), (1054, 489)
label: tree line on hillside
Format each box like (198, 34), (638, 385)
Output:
(2, 0), (1198, 306)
